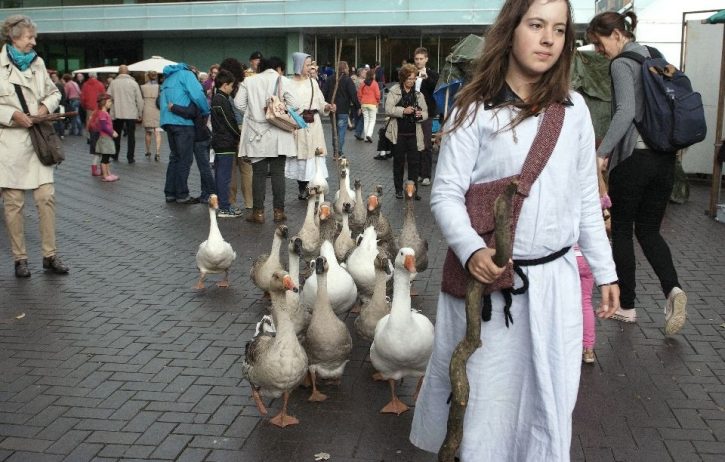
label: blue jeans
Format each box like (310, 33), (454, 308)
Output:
(193, 139), (215, 201)
(336, 113), (349, 154)
(164, 125), (195, 200)
(354, 111), (364, 138)
(214, 154), (234, 210)
(67, 99), (82, 136)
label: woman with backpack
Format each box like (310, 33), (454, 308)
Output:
(587, 11), (687, 335)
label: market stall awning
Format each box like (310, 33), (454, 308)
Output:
(705, 10), (725, 24)
(72, 65), (119, 75)
(127, 56), (177, 73)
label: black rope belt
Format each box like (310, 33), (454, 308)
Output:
(482, 246), (571, 327)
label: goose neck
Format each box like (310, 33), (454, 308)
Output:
(208, 208), (222, 241)
(289, 253), (300, 285)
(390, 269), (412, 321)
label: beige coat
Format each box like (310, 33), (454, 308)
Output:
(0, 44), (61, 189)
(108, 74), (143, 120)
(289, 76), (329, 159)
(235, 69), (298, 158)
(140, 82), (160, 128)
(384, 83), (428, 152)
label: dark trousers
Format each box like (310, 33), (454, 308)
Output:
(609, 149), (680, 308)
(392, 134), (420, 193)
(420, 117), (433, 179)
(251, 156), (286, 210)
(163, 125), (195, 200)
(113, 119), (137, 161)
(214, 154), (234, 210)
(193, 139), (215, 201)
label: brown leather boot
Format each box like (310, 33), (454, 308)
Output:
(273, 208), (286, 223)
(246, 208), (265, 224)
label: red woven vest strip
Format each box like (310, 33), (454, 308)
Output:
(440, 104), (565, 299)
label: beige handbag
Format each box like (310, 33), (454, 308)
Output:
(265, 76), (298, 132)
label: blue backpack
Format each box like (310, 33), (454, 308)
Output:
(613, 46), (706, 153)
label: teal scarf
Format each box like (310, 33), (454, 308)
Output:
(7, 45), (37, 71)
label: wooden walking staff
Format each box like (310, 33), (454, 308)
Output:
(438, 182), (517, 462)
(329, 39), (343, 160)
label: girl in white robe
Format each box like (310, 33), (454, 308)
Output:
(409, 1), (620, 460)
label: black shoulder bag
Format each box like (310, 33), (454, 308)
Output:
(14, 84), (65, 166)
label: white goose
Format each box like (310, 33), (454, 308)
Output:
(365, 188), (396, 258)
(195, 194), (237, 289)
(287, 236), (311, 339)
(398, 181), (429, 274)
(301, 202), (357, 316)
(342, 225), (379, 305)
(309, 149), (329, 203)
(303, 256), (353, 402)
(242, 271), (308, 427)
(349, 179), (367, 237)
(369, 248), (434, 415)
(334, 202), (355, 263)
(334, 158), (355, 216)
(297, 187), (321, 261)
(354, 250), (392, 342)
(250, 225), (288, 295)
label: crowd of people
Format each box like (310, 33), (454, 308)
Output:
(0, 5), (691, 461)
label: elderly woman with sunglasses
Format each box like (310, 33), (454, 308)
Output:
(0, 15), (69, 278)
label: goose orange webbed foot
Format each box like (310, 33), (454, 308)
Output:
(308, 390), (328, 402)
(380, 397), (409, 415)
(269, 412), (299, 428)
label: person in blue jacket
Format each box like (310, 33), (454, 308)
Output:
(160, 63), (210, 204)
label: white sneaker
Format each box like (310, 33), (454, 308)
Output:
(610, 307), (637, 323)
(664, 287), (687, 336)
(421, 178), (431, 186)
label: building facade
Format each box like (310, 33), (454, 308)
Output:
(1, 0), (596, 78)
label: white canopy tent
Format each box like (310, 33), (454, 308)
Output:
(127, 56), (177, 73)
(72, 65), (118, 75)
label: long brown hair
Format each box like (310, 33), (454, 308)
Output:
(448, 0), (575, 133)
(586, 11), (638, 42)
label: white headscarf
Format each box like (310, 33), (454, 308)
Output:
(292, 52), (311, 75)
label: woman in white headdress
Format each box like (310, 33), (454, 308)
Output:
(284, 52), (335, 200)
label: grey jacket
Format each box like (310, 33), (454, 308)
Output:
(108, 74), (143, 120)
(597, 41), (651, 171)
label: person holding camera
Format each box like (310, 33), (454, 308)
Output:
(413, 47), (438, 186)
(382, 63), (428, 199)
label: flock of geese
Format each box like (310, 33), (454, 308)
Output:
(194, 154), (435, 428)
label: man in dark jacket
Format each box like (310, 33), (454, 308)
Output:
(323, 61), (360, 157)
(413, 47), (438, 186)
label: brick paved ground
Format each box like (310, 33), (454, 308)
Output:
(0, 125), (724, 462)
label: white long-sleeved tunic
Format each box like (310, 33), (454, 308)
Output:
(409, 91), (617, 461)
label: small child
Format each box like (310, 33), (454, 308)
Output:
(209, 70), (242, 217)
(87, 109), (102, 176)
(580, 167), (612, 364)
(89, 93), (119, 182)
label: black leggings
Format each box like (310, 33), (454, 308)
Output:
(101, 154), (111, 164)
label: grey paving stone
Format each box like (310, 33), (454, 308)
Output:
(0, 128), (724, 461)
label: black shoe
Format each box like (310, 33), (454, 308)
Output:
(395, 191), (404, 199)
(298, 190), (309, 201)
(365, 136), (373, 143)
(42, 255), (69, 274)
(354, 135), (363, 141)
(128, 158), (135, 164)
(385, 153), (393, 159)
(415, 195), (422, 201)
(14, 259), (30, 278)
(177, 196), (200, 204)
(165, 197), (176, 203)
(374, 155), (386, 160)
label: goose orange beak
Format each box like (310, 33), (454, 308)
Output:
(404, 255), (416, 273)
(283, 274), (298, 293)
(367, 195), (378, 212)
(319, 205), (330, 220)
